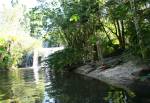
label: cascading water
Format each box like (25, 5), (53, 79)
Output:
(33, 49), (39, 70)
(21, 46), (64, 84)
(32, 49), (39, 84)
(21, 47), (64, 69)
(32, 47), (64, 84)
(25, 53), (33, 67)
(19, 52), (33, 68)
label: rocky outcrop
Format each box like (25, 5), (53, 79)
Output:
(74, 61), (146, 88)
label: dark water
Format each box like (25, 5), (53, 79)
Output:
(0, 69), (149, 103)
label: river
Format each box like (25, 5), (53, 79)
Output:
(0, 68), (149, 103)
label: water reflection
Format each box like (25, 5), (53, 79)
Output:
(33, 67), (40, 84)
(44, 72), (134, 103)
(0, 68), (149, 103)
(104, 87), (136, 103)
(0, 69), (44, 103)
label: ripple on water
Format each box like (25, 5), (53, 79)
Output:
(0, 69), (149, 103)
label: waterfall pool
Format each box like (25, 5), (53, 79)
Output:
(0, 68), (149, 103)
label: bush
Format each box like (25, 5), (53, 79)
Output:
(0, 38), (13, 69)
(46, 48), (87, 72)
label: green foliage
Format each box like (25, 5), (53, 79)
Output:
(27, 0), (150, 71)
(27, 7), (65, 46)
(70, 14), (80, 22)
(141, 23), (150, 59)
(46, 48), (87, 71)
(88, 34), (114, 57)
(125, 1), (150, 59)
(0, 38), (12, 69)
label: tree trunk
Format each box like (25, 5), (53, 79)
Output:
(130, 0), (145, 59)
(93, 44), (98, 61)
(121, 20), (125, 50)
(116, 20), (124, 49)
(96, 41), (103, 65)
(100, 23), (112, 43)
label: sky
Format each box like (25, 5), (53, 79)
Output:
(0, 0), (60, 23)
(0, 0), (60, 12)
(19, 0), (38, 8)
(0, 0), (38, 10)
(0, 0), (39, 26)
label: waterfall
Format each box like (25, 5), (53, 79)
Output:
(21, 47), (64, 69)
(33, 49), (39, 71)
(32, 49), (39, 84)
(25, 52), (33, 67)
(21, 47), (64, 84)
(18, 52), (33, 68)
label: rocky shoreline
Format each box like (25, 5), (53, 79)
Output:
(74, 61), (150, 90)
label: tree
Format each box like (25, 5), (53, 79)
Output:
(129, 0), (145, 59)
(27, 0), (150, 71)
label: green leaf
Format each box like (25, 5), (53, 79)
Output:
(70, 14), (80, 22)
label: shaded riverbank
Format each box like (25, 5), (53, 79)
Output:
(74, 61), (150, 102)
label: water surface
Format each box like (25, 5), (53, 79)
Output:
(0, 68), (149, 103)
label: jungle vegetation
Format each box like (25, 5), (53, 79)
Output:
(27, 0), (150, 71)
(0, 0), (150, 71)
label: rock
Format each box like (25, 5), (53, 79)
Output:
(75, 65), (93, 74)
(75, 61), (146, 89)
